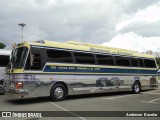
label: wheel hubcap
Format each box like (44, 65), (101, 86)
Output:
(54, 87), (64, 99)
(134, 84), (139, 93)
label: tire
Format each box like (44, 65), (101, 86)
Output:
(132, 82), (141, 94)
(50, 84), (67, 101)
(0, 85), (5, 95)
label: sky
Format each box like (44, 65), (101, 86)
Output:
(0, 0), (160, 52)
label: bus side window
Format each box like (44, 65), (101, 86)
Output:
(30, 54), (41, 70)
(131, 58), (139, 67)
(144, 59), (156, 68)
(139, 59), (144, 67)
(74, 52), (95, 64)
(25, 52), (41, 70)
(0, 55), (10, 67)
(47, 49), (73, 63)
(96, 54), (115, 65)
(115, 56), (131, 66)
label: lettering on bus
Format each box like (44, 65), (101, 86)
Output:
(118, 51), (133, 56)
(50, 65), (101, 71)
(90, 47), (133, 56)
(90, 47), (111, 54)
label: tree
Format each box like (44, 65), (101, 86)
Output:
(0, 43), (6, 49)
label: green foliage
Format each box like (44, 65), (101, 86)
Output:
(0, 43), (6, 49)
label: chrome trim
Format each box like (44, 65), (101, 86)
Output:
(5, 88), (29, 96)
(53, 87), (64, 99)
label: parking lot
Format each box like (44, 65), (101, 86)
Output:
(0, 85), (160, 120)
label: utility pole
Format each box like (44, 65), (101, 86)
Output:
(18, 23), (26, 42)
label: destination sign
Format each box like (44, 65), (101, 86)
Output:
(90, 47), (133, 56)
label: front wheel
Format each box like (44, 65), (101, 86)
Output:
(132, 82), (141, 94)
(50, 84), (67, 101)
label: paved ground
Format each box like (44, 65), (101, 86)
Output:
(0, 85), (160, 120)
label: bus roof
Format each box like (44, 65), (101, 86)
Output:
(0, 49), (11, 56)
(19, 40), (155, 59)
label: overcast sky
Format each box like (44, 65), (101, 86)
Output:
(0, 0), (160, 51)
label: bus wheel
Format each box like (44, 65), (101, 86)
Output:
(132, 82), (141, 94)
(50, 84), (66, 101)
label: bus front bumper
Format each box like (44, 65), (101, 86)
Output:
(5, 88), (29, 97)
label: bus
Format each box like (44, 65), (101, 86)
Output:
(4, 40), (158, 101)
(0, 49), (11, 94)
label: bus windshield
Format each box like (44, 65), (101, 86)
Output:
(11, 47), (28, 69)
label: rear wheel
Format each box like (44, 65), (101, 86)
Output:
(132, 82), (141, 94)
(50, 84), (67, 101)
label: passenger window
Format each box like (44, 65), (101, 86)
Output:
(74, 52), (95, 64)
(47, 49), (72, 63)
(115, 56), (130, 66)
(139, 59), (144, 67)
(144, 59), (156, 68)
(97, 54), (114, 65)
(131, 58), (139, 67)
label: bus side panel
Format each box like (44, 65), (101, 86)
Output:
(4, 73), (157, 98)
(14, 74), (133, 97)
